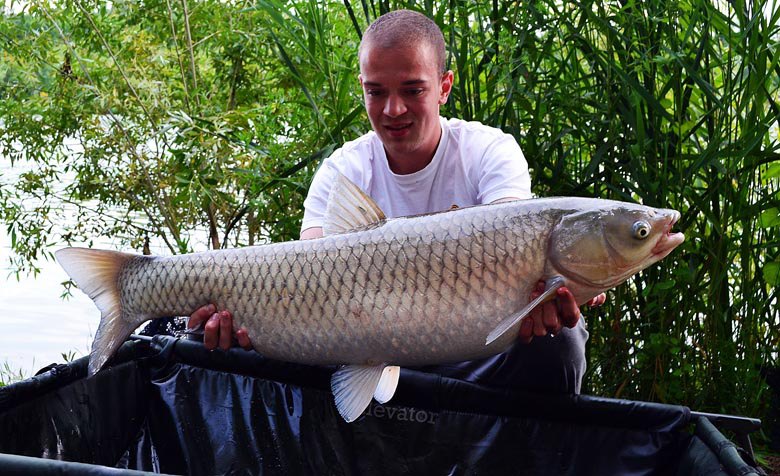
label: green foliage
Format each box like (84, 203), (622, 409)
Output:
(0, 360), (28, 387)
(1, 0), (363, 264)
(60, 350), (77, 362)
(1, 0), (779, 439)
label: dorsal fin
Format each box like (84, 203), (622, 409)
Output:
(323, 172), (386, 235)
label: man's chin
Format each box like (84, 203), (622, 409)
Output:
(380, 133), (416, 149)
(383, 141), (418, 157)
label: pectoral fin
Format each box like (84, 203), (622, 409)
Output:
(485, 276), (566, 346)
(331, 363), (399, 422)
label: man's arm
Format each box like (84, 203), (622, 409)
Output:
(300, 227), (323, 240)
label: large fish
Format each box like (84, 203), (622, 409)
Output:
(56, 174), (684, 422)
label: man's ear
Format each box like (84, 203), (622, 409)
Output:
(439, 70), (454, 105)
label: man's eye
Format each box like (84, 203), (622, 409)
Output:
(365, 90), (383, 96)
(407, 88), (424, 96)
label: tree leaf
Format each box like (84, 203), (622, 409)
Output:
(758, 208), (780, 228)
(762, 261), (780, 286)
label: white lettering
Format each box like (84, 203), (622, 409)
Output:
(363, 403), (439, 425)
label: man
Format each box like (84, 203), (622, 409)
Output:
(189, 9), (604, 394)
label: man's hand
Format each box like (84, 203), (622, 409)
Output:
(518, 281), (606, 344)
(188, 304), (253, 351)
(189, 225), (325, 353)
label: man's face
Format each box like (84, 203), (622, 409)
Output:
(359, 42), (453, 171)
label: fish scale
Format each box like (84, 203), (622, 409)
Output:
(56, 175), (684, 422)
(120, 208), (521, 365)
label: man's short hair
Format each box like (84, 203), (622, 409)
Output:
(360, 10), (447, 74)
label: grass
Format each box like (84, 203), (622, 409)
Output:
(0, 360), (29, 387)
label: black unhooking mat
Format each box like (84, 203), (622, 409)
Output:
(0, 336), (764, 476)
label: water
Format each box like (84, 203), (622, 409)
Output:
(0, 144), (101, 375)
(0, 150), (209, 377)
(0, 225), (99, 374)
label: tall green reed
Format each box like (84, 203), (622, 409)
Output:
(426, 0), (779, 418)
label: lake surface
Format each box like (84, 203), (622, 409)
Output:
(0, 153), (210, 377)
(1, 149), (105, 376)
(0, 225), (99, 375)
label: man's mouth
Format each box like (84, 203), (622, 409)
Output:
(384, 123), (413, 136)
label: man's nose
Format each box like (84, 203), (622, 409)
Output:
(383, 94), (407, 117)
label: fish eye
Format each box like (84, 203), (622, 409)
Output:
(632, 221), (651, 240)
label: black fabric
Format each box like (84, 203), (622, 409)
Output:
(139, 316), (187, 338)
(0, 337), (762, 476)
(416, 319), (589, 393)
(674, 418), (764, 476)
(136, 363), (689, 475)
(0, 341), (150, 413)
(0, 358), (150, 467)
(0, 452), (168, 476)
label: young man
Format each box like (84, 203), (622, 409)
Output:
(189, 10), (604, 393)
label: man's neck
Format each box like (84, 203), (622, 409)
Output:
(385, 126), (443, 175)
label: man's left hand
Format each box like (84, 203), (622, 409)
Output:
(518, 281), (606, 343)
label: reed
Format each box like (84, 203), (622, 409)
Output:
(0, 361), (28, 388)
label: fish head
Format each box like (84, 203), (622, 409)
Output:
(548, 201), (685, 294)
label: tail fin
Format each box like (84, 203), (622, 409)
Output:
(55, 247), (145, 376)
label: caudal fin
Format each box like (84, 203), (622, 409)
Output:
(55, 247), (145, 376)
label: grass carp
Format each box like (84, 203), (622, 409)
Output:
(56, 173), (684, 422)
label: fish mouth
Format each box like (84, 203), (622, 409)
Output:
(651, 211), (685, 259)
(603, 210), (684, 287)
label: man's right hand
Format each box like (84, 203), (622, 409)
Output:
(190, 227), (323, 353)
(519, 281), (606, 343)
(188, 304), (253, 351)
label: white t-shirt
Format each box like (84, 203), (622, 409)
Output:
(301, 117), (532, 230)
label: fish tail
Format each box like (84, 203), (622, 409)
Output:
(55, 247), (146, 376)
